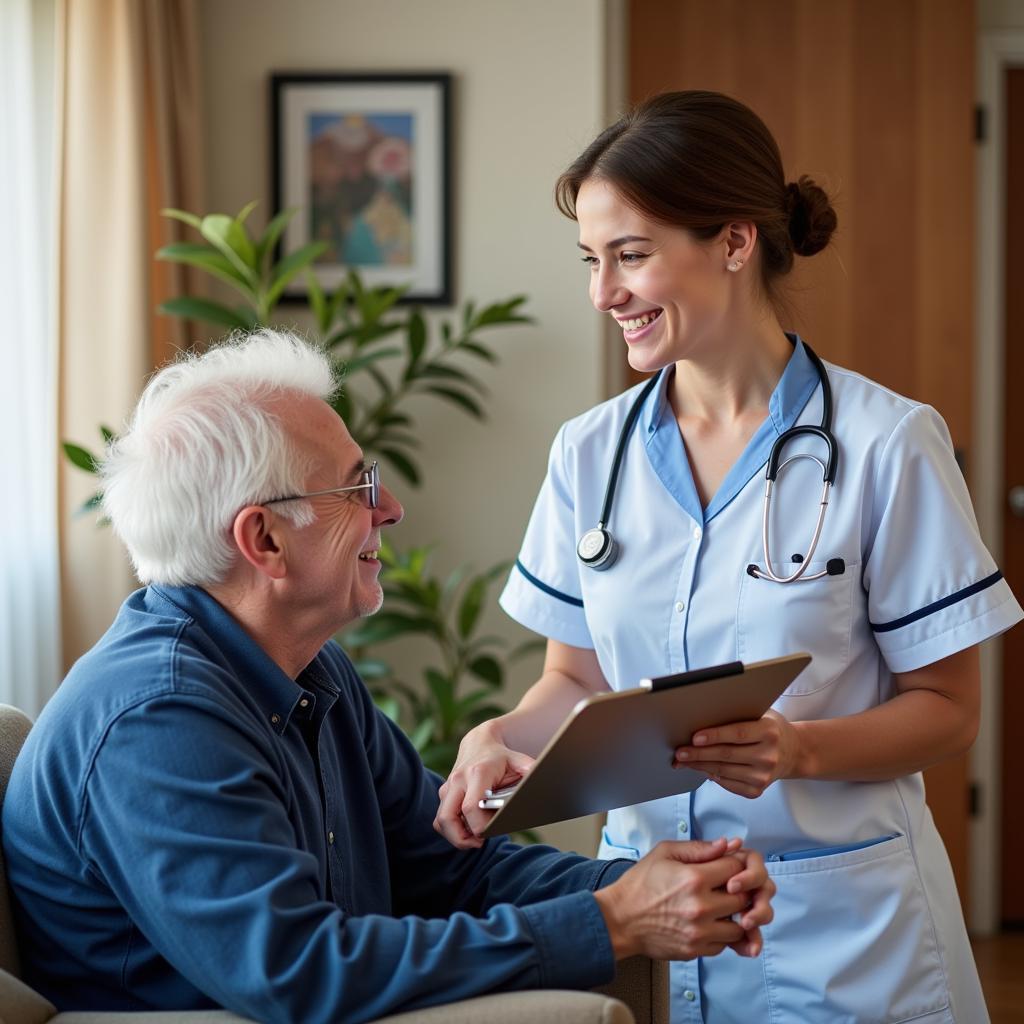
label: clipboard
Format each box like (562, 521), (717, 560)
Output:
(479, 652), (811, 837)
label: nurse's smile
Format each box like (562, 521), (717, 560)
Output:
(616, 308), (663, 342)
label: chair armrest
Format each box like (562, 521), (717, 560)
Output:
(592, 955), (670, 1024)
(8, 956), (668, 1024)
(50, 992), (631, 1024)
(0, 966), (57, 1024)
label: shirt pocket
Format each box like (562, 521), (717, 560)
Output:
(596, 826), (640, 861)
(761, 833), (950, 1024)
(736, 559), (857, 696)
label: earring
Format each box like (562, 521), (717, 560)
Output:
(727, 258), (744, 272)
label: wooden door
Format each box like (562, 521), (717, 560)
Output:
(1000, 66), (1024, 928)
(628, 0), (976, 905)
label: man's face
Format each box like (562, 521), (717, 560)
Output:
(279, 395), (403, 630)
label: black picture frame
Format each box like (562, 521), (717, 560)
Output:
(271, 72), (452, 305)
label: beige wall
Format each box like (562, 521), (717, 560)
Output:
(980, 0), (1024, 29)
(198, 0), (613, 852)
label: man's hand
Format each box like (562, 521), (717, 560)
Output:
(593, 839), (775, 961)
(722, 846), (773, 957)
(434, 721), (535, 849)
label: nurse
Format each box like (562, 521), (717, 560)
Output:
(435, 91), (1023, 1022)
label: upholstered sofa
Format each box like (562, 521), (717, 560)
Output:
(0, 704), (667, 1024)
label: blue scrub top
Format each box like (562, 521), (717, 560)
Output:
(501, 337), (1023, 1024)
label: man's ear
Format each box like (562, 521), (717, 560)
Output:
(231, 506), (288, 580)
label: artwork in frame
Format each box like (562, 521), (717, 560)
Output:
(271, 72), (452, 305)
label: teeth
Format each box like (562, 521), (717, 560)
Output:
(622, 311), (659, 331)
(359, 550), (378, 561)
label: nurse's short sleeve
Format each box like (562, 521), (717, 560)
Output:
(499, 424), (594, 649)
(864, 404), (1022, 673)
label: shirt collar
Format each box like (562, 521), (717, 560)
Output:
(642, 333), (817, 438)
(640, 333), (821, 525)
(147, 584), (324, 734)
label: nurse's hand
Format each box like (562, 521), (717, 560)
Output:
(673, 709), (803, 798)
(434, 720), (535, 849)
(593, 838), (775, 962)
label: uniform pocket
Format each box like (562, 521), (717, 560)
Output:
(762, 834), (949, 1023)
(736, 559), (857, 696)
(596, 827), (640, 861)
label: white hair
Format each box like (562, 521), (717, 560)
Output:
(101, 329), (338, 587)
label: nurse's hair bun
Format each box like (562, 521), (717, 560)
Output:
(785, 176), (837, 258)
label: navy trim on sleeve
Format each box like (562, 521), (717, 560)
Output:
(515, 561), (584, 608)
(870, 570), (1004, 633)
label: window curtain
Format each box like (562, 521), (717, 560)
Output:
(57, 0), (204, 676)
(0, 0), (61, 716)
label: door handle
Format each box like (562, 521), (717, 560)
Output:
(1010, 485), (1024, 519)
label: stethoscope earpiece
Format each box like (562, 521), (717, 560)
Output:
(577, 527), (618, 570)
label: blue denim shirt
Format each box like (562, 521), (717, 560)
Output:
(2, 585), (626, 1023)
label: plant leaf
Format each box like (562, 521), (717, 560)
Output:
(342, 611), (439, 647)
(409, 717), (436, 751)
(199, 213), (257, 279)
(458, 575), (488, 639)
(75, 491), (105, 516)
(342, 346), (404, 375)
(407, 310), (427, 367)
(266, 241), (330, 307)
(466, 703), (507, 726)
(156, 242), (255, 294)
(377, 447), (420, 486)
(161, 207), (202, 230)
(422, 741), (460, 776)
(458, 341), (499, 363)
(454, 688), (503, 718)
(99, 424), (116, 444)
(415, 363), (488, 393)
(469, 296), (533, 329)
(255, 207), (297, 269)
(352, 658), (392, 680)
(425, 669), (457, 731)
(158, 296), (253, 330)
(372, 694), (401, 723)
(422, 385), (485, 419)
(62, 442), (100, 474)
(468, 654), (503, 688)
(331, 388), (353, 422)
(306, 268), (329, 333)
(235, 200), (259, 225)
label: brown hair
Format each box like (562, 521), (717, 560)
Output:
(555, 91), (836, 303)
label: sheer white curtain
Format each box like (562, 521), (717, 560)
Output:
(0, 0), (61, 716)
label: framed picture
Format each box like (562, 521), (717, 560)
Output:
(271, 72), (452, 305)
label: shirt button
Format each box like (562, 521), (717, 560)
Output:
(328, 831), (335, 845)
(299, 698), (309, 708)
(692, 526), (702, 540)
(675, 601), (685, 613)
(678, 821), (688, 834)
(270, 713), (281, 725)
(684, 989), (696, 1001)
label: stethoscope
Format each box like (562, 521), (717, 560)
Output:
(576, 341), (846, 583)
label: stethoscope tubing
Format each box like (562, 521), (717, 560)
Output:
(579, 340), (843, 584)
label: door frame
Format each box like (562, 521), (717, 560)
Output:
(972, 28), (1024, 935)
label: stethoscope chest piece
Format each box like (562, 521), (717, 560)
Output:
(577, 526), (618, 570)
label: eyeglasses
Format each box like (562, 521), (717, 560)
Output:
(264, 460), (380, 510)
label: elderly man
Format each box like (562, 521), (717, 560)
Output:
(3, 331), (772, 1023)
